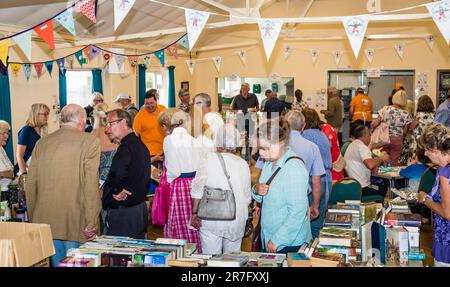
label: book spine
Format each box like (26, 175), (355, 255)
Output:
(408, 253), (426, 260)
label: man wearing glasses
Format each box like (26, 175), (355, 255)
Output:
(102, 109), (151, 238)
(177, 89), (191, 113)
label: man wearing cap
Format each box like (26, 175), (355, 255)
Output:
(114, 92), (139, 123)
(349, 88), (373, 128)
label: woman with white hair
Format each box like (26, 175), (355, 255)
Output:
(190, 124), (251, 255)
(371, 90), (413, 166)
(0, 120), (14, 178)
(84, 92), (104, 133)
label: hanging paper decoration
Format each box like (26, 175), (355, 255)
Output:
(128, 56), (138, 67)
(23, 64), (32, 81)
(425, 35), (435, 50)
(186, 59), (195, 75)
(333, 51), (342, 66)
(0, 38), (11, 67)
(212, 56), (221, 73)
(167, 44), (178, 59)
(84, 45), (100, 60)
(114, 0), (136, 30)
(283, 44), (292, 60)
(114, 54), (126, 71)
(12, 31), (32, 61)
(78, 0), (97, 23)
(75, 50), (84, 66)
(103, 52), (112, 63)
(55, 7), (76, 36)
(66, 55), (74, 69)
(34, 63), (44, 78)
(140, 55), (152, 67)
(257, 18), (283, 60)
(10, 63), (21, 77)
(426, 0), (450, 44)
(342, 16), (369, 59)
(33, 20), (55, 49)
(56, 58), (65, 74)
(238, 50), (246, 66)
(365, 48), (374, 64)
(154, 50), (165, 67)
(45, 61), (53, 77)
(395, 43), (405, 60)
(311, 49), (319, 65)
(83, 46), (91, 59)
(185, 9), (210, 51)
(177, 34), (189, 50)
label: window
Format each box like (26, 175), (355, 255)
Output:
(145, 70), (168, 107)
(66, 70), (93, 107)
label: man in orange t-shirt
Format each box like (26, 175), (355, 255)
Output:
(349, 88), (373, 128)
(133, 89), (166, 158)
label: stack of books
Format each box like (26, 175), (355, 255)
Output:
(389, 198), (411, 214)
(206, 252), (249, 267)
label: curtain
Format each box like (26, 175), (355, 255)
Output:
(92, 69), (103, 94)
(168, 66), (176, 108)
(58, 69), (67, 109)
(138, 64), (147, 108)
(0, 71), (13, 162)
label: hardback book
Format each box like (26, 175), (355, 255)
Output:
(307, 238), (320, 258)
(133, 251), (171, 267)
(403, 226), (420, 249)
(287, 253), (312, 267)
(142, 245), (179, 259)
(185, 243), (197, 257)
(207, 253), (249, 267)
(327, 204), (360, 214)
(384, 212), (421, 227)
(318, 228), (353, 247)
(58, 256), (95, 267)
(408, 248), (426, 261)
(359, 203), (378, 226)
(241, 252), (286, 266)
(66, 251), (101, 267)
(370, 221), (387, 265)
(155, 238), (187, 246)
(167, 258), (203, 267)
(385, 227), (409, 267)
(100, 253), (133, 267)
(310, 251), (344, 267)
(324, 213), (352, 227)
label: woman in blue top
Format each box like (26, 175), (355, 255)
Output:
(418, 124), (450, 267)
(252, 119), (312, 253)
(302, 108), (332, 238)
(16, 103), (50, 175)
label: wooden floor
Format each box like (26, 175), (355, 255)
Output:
(147, 165), (436, 266)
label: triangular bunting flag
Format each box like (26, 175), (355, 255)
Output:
(45, 61), (53, 77)
(342, 16), (369, 59)
(185, 9), (210, 51)
(167, 44), (178, 59)
(55, 7), (76, 36)
(257, 18), (283, 60)
(10, 63), (21, 77)
(177, 34), (189, 50)
(103, 52), (112, 64)
(311, 49), (319, 65)
(283, 44), (292, 60)
(212, 56), (221, 73)
(426, 0), (450, 45)
(66, 55), (74, 69)
(395, 43), (405, 60)
(33, 20), (55, 49)
(365, 49), (374, 64)
(333, 51), (342, 66)
(56, 58), (65, 74)
(186, 59), (195, 75)
(89, 45), (101, 60)
(0, 38), (10, 67)
(425, 35), (435, 50)
(23, 64), (32, 81)
(78, 0), (97, 23)
(114, 0), (136, 30)
(83, 46), (92, 59)
(114, 55), (126, 71)
(154, 50), (165, 67)
(12, 31), (32, 61)
(140, 55), (152, 67)
(34, 63), (44, 78)
(128, 56), (138, 67)
(0, 61), (7, 76)
(75, 50), (84, 66)
(238, 50), (246, 66)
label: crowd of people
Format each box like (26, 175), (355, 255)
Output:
(0, 83), (449, 267)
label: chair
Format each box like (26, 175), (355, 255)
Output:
(418, 165), (438, 194)
(328, 177), (362, 205)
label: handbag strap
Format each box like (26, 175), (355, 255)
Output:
(216, 153), (234, 192)
(266, 156), (304, 185)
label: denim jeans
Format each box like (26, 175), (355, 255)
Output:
(51, 240), (81, 267)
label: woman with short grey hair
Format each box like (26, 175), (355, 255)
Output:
(190, 124), (251, 255)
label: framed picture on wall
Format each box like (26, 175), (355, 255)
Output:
(437, 70), (450, 105)
(181, 81), (189, 92)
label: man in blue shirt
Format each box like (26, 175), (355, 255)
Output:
(264, 92), (286, 119)
(434, 89), (450, 128)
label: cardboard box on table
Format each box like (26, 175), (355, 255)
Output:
(0, 222), (54, 267)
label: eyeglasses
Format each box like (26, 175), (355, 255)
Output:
(106, 119), (122, 127)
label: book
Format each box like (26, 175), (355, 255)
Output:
(58, 256), (95, 267)
(155, 238), (187, 246)
(385, 212), (421, 227)
(371, 222), (387, 265)
(100, 253), (133, 267)
(408, 248), (426, 261)
(319, 228), (353, 247)
(207, 253), (249, 267)
(167, 258), (203, 267)
(310, 251), (344, 267)
(359, 203), (378, 226)
(327, 204), (360, 214)
(324, 213), (352, 227)
(134, 251), (172, 267)
(241, 252), (286, 266)
(287, 253), (311, 267)
(386, 227), (409, 267)
(307, 238), (320, 258)
(66, 251), (101, 267)
(185, 243), (197, 257)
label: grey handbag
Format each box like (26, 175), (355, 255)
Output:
(197, 153), (236, 221)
